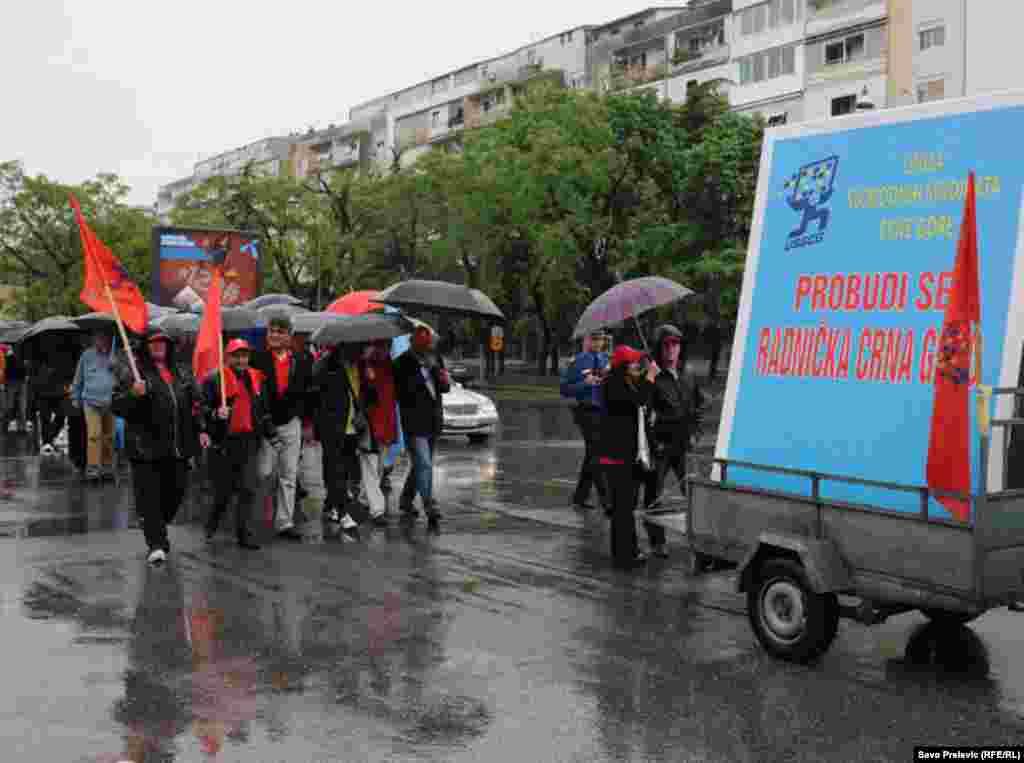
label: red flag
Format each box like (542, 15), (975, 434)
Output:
(926, 172), (981, 522)
(193, 266), (224, 384)
(70, 194), (148, 334)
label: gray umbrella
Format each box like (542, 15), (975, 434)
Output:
(152, 312), (201, 338)
(258, 303), (310, 316)
(0, 321), (29, 344)
(375, 280), (505, 321)
(221, 306), (265, 333)
(20, 316), (83, 344)
(289, 312), (342, 336)
(244, 294), (305, 310)
(311, 313), (415, 346)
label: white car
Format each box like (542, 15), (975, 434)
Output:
(441, 382), (499, 443)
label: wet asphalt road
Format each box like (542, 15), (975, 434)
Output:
(2, 395), (1023, 762)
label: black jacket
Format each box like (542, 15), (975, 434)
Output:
(393, 350), (450, 438)
(649, 368), (703, 444)
(110, 351), (205, 463)
(201, 367), (275, 443)
(598, 368), (653, 464)
(249, 349), (313, 427)
(309, 353), (378, 442)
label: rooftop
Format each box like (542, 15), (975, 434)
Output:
(347, 23), (592, 118)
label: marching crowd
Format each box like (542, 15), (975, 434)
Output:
(3, 312), (451, 566)
(1, 311), (709, 571)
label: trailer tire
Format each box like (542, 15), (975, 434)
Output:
(748, 558), (839, 663)
(922, 609), (979, 626)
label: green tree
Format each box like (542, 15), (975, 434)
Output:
(0, 161), (155, 320)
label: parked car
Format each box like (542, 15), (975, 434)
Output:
(441, 382), (499, 443)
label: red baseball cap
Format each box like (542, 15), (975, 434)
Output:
(611, 345), (645, 369)
(225, 338), (251, 354)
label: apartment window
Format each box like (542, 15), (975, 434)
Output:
(431, 111), (440, 127)
(825, 33), (864, 65)
(917, 78), (945, 103)
(568, 30), (573, 42)
(740, 0), (802, 36)
(635, 20), (644, 28)
(831, 94), (857, 116)
(738, 44), (796, 84)
(767, 113), (788, 127)
(610, 26), (620, 35)
(919, 25), (945, 50)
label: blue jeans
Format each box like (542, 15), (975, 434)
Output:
(400, 436), (435, 511)
(383, 403), (404, 470)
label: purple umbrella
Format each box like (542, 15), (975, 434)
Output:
(572, 276), (696, 349)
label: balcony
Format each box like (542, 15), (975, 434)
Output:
(609, 63), (670, 92)
(807, 0), (886, 38)
(671, 44), (731, 74)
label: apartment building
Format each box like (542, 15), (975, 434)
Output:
(349, 25), (590, 170)
(730, 0), (807, 125)
(155, 175), (202, 221)
(193, 136), (294, 181)
(288, 120), (375, 181)
(591, 1), (735, 104)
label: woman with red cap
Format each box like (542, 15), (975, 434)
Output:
(111, 329), (211, 565)
(598, 345), (660, 569)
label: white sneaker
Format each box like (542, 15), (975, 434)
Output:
(147, 549), (166, 565)
(340, 514), (358, 530)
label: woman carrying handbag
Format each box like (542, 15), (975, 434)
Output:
(598, 345), (660, 570)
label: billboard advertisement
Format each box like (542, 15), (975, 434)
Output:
(151, 227), (261, 309)
(716, 91), (1024, 519)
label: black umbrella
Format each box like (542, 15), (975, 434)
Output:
(72, 312), (129, 333)
(375, 280), (505, 321)
(243, 294), (304, 310)
(20, 316), (84, 344)
(311, 313), (415, 346)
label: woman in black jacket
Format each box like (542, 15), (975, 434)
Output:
(111, 329), (210, 565)
(598, 345), (660, 570)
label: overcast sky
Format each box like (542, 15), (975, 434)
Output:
(2, 0), (669, 207)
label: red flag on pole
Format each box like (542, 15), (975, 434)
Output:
(193, 266), (224, 389)
(926, 172), (981, 522)
(70, 195), (148, 334)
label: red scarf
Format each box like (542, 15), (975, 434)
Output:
(363, 359), (397, 445)
(223, 367), (263, 434)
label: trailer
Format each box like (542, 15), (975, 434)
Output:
(671, 90), (1024, 662)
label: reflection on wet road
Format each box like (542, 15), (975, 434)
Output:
(1, 398), (1023, 761)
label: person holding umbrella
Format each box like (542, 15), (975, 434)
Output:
(361, 339), (398, 525)
(310, 341), (376, 533)
(393, 325), (450, 525)
(598, 345), (660, 570)
(203, 339), (274, 550)
(111, 329), (211, 565)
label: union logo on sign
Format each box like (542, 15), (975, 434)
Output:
(783, 156), (839, 251)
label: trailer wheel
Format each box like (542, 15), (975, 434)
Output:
(922, 609), (979, 626)
(748, 558), (839, 663)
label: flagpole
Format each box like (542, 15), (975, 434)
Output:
(215, 267), (226, 410)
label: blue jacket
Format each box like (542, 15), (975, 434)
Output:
(560, 351), (609, 407)
(72, 348), (115, 410)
